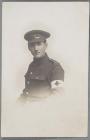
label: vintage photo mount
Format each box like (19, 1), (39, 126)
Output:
(0, 0), (89, 140)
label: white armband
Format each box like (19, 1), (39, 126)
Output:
(51, 80), (64, 89)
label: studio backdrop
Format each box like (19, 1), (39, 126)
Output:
(1, 2), (89, 137)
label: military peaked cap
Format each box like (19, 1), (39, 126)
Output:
(24, 30), (50, 43)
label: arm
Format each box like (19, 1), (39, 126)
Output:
(50, 62), (64, 94)
(21, 65), (31, 96)
(51, 80), (64, 95)
(22, 78), (30, 96)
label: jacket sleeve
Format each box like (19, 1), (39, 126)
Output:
(49, 63), (64, 91)
(23, 64), (31, 92)
(50, 63), (64, 82)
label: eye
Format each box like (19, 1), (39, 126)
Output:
(29, 43), (35, 47)
(31, 43), (35, 47)
(37, 42), (41, 46)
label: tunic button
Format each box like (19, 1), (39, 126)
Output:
(27, 81), (30, 84)
(30, 72), (32, 75)
(26, 92), (28, 95)
(36, 76), (39, 79)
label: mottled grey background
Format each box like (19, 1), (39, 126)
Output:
(0, 0), (89, 140)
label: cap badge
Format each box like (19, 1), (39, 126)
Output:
(33, 34), (40, 39)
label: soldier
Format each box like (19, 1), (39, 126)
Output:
(20, 30), (64, 101)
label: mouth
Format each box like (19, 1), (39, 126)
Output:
(35, 52), (40, 55)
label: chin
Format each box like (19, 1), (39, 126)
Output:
(34, 55), (41, 58)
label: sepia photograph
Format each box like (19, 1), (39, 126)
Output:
(1, 2), (89, 137)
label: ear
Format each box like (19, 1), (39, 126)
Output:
(28, 45), (31, 51)
(45, 42), (48, 48)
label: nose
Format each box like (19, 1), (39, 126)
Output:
(34, 45), (39, 50)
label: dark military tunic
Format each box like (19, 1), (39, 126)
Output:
(23, 53), (64, 98)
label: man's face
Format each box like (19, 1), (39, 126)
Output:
(28, 41), (47, 58)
